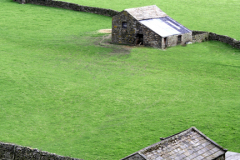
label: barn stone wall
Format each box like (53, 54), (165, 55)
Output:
(182, 32), (193, 45)
(112, 11), (162, 48)
(163, 32), (191, 48)
(138, 23), (162, 48)
(13, 0), (119, 17)
(214, 154), (225, 160)
(112, 11), (138, 45)
(165, 35), (178, 48)
(0, 142), (82, 160)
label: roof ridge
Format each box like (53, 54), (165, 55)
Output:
(139, 127), (227, 155)
(124, 5), (158, 11)
(123, 5), (168, 21)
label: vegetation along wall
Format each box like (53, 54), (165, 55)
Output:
(0, 142), (82, 160)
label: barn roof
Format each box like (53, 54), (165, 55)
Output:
(140, 16), (191, 37)
(124, 5), (191, 37)
(124, 5), (168, 21)
(122, 127), (227, 160)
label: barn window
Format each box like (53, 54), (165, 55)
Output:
(122, 22), (127, 28)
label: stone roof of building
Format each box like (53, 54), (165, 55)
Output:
(122, 127), (227, 160)
(124, 5), (168, 21)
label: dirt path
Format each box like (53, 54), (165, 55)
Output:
(98, 29), (112, 33)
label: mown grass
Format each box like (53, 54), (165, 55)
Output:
(0, 0), (240, 159)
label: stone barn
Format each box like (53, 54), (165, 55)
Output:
(112, 5), (192, 49)
(121, 127), (227, 160)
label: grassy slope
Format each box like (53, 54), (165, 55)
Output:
(0, 0), (240, 159)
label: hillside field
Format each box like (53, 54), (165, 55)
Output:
(0, 0), (239, 159)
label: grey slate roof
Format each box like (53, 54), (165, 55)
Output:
(122, 127), (227, 160)
(124, 5), (168, 21)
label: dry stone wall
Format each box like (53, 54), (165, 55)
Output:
(192, 31), (209, 43)
(13, 0), (119, 17)
(139, 23), (162, 48)
(209, 32), (240, 49)
(0, 142), (83, 160)
(192, 30), (240, 49)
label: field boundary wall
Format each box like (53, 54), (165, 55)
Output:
(192, 30), (240, 49)
(0, 141), (82, 160)
(13, 0), (120, 17)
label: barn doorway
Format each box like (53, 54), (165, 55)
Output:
(177, 35), (182, 44)
(136, 34), (143, 45)
(164, 37), (168, 48)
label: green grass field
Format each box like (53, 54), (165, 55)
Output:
(0, 0), (240, 159)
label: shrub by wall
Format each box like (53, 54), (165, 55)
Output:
(0, 142), (83, 160)
(13, 0), (120, 17)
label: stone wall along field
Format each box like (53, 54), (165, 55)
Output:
(209, 32), (240, 48)
(13, 0), (119, 17)
(0, 141), (83, 160)
(192, 30), (240, 49)
(192, 31), (209, 43)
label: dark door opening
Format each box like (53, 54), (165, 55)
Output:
(135, 34), (143, 45)
(164, 37), (167, 48)
(177, 35), (182, 44)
